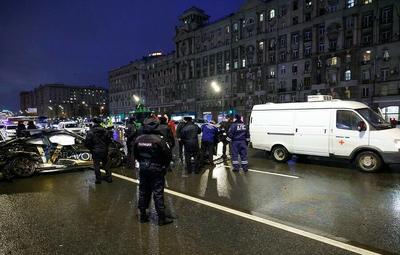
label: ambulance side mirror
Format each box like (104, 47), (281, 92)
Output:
(357, 121), (367, 132)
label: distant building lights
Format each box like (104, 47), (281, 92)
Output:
(148, 52), (163, 57)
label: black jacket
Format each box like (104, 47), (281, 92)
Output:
(176, 121), (185, 139)
(179, 122), (201, 151)
(125, 123), (138, 146)
(134, 134), (172, 169)
(85, 125), (112, 156)
(219, 120), (233, 142)
(156, 123), (175, 148)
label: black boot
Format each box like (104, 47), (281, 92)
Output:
(158, 212), (173, 226)
(95, 179), (102, 184)
(104, 176), (113, 183)
(139, 210), (149, 223)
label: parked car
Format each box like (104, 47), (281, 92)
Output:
(194, 119), (207, 128)
(113, 121), (126, 130)
(0, 123), (18, 140)
(250, 95), (400, 172)
(0, 130), (125, 178)
(0, 127), (6, 142)
(58, 121), (85, 135)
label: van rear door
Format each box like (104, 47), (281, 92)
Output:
(293, 109), (331, 156)
(330, 110), (369, 157)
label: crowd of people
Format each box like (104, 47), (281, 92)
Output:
(83, 113), (251, 226)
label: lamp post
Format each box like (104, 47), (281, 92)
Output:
(211, 81), (223, 121)
(48, 106), (54, 118)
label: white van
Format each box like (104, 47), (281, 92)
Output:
(250, 96), (400, 172)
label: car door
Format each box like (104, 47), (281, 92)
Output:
(330, 109), (369, 157)
(293, 109), (331, 156)
(26, 136), (48, 163)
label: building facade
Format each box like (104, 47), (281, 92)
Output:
(108, 60), (147, 119)
(110, 0), (400, 120)
(108, 53), (177, 119)
(20, 84), (108, 118)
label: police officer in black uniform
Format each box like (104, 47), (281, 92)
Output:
(176, 120), (186, 162)
(179, 116), (201, 174)
(134, 117), (173, 226)
(157, 116), (175, 148)
(125, 117), (138, 168)
(85, 117), (113, 184)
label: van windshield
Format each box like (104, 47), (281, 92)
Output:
(356, 108), (392, 130)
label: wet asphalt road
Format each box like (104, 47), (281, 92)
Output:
(1, 146), (400, 254)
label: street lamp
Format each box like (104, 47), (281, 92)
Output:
(133, 95), (140, 103)
(211, 81), (224, 121)
(211, 81), (221, 93)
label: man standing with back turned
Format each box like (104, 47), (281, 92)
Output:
(134, 117), (173, 226)
(85, 117), (113, 184)
(227, 114), (250, 173)
(180, 116), (201, 174)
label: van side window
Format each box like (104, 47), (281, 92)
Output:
(336, 110), (362, 130)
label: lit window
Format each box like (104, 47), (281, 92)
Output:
(363, 50), (371, 62)
(363, 0), (372, 4)
(226, 63), (230, 71)
(269, 9), (275, 19)
(259, 13), (264, 22)
(383, 50), (390, 61)
(242, 59), (246, 67)
(345, 70), (352, 81)
(347, 0), (355, 8)
(330, 57), (338, 66)
(259, 41), (264, 50)
(233, 23), (239, 31)
(234, 61), (239, 69)
(225, 25), (230, 33)
(270, 69), (275, 77)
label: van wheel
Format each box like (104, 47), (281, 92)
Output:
(272, 146), (291, 163)
(355, 151), (382, 172)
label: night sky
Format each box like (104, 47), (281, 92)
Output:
(0, 0), (244, 111)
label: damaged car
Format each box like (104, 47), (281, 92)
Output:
(0, 130), (125, 179)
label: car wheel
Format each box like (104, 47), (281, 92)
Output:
(355, 151), (382, 172)
(271, 145), (291, 163)
(9, 157), (38, 177)
(109, 152), (123, 168)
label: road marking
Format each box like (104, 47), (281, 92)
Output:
(105, 170), (379, 255)
(248, 169), (300, 179)
(223, 165), (299, 179)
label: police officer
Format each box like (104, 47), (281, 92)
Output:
(180, 117), (201, 173)
(85, 117), (113, 184)
(176, 120), (186, 162)
(219, 115), (233, 160)
(125, 117), (138, 168)
(227, 114), (250, 172)
(134, 117), (173, 226)
(157, 116), (175, 148)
